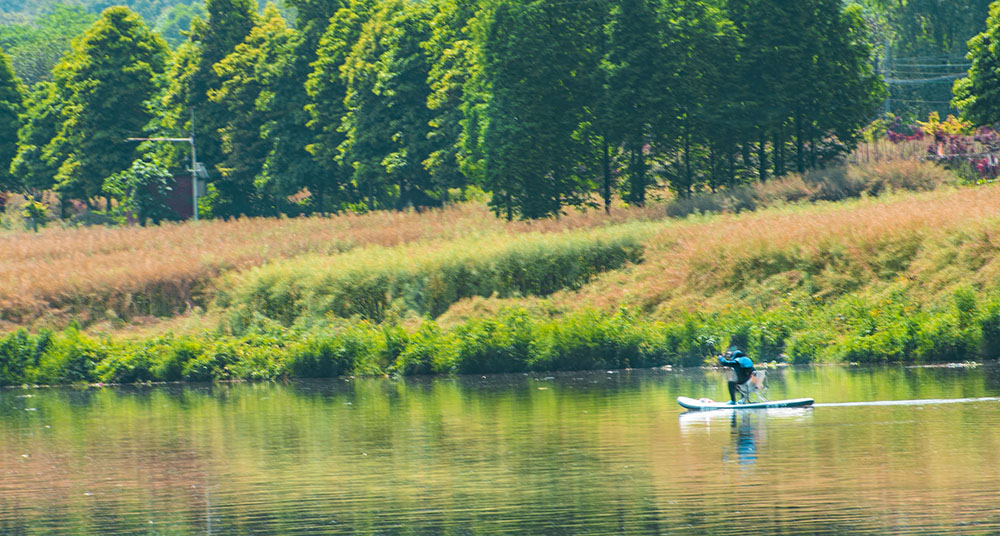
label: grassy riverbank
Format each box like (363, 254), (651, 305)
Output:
(4, 161), (1000, 385)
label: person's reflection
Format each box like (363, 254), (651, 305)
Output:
(723, 411), (757, 466)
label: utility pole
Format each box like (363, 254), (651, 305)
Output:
(883, 37), (891, 116)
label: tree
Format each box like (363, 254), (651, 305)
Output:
(10, 81), (63, 197)
(373, 2), (439, 209)
(48, 7), (169, 205)
(153, 3), (207, 49)
(606, 0), (663, 206)
(954, 1), (1000, 126)
(256, 0), (348, 215)
(0, 5), (96, 85)
(0, 46), (24, 192)
(424, 0), (481, 201)
(102, 158), (178, 226)
(209, 3), (294, 217)
(481, 0), (603, 219)
(160, 0), (257, 216)
(337, 0), (441, 211)
(305, 0), (376, 210)
(662, 0), (741, 194)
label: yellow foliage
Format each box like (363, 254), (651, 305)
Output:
(917, 112), (973, 136)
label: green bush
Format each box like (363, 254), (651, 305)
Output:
(0, 329), (52, 385)
(28, 328), (108, 384)
(980, 297), (1000, 359)
(93, 341), (155, 383)
(532, 308), (667, 371)
(453, 309), (536, 374)
(285, 323), (382, 378)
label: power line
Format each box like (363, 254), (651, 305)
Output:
(886, 74), (964, 84)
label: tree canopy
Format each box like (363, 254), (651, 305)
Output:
(3, 0), (896, 221)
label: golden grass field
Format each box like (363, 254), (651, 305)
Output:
(540, 184), (1000, 318)
(0, 201), (664, 330)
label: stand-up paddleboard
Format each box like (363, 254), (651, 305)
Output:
(677, 396), (814, 410)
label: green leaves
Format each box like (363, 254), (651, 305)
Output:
(103, 158), (178, 226)
(48, 7), (169, 203)
(954, 2), (1000, 126)
(0, 46), (24, 192)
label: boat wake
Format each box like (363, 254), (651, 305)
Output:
(814, 396), (1000, 407)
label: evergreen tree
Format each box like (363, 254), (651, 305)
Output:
(0, 46), (24, 192)
(48, 7), (169, 205)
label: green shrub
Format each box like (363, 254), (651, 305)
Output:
(784, 329), (829, 363)
(0, 329), (52, 385)
(285, 324), (381, 378)
(391, 322), (458, 375)
(532, 308), (665, 371)
(453, 309), (536, 374)
(93, 341), (155, 383)
(980, 297), (1000, 359)
(28, 328), (107, 384)
(661, 314), (720, 367)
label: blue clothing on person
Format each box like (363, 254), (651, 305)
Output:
(718, 349), (754, 404)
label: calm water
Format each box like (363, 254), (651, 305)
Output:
(2, 364), (1000, 535)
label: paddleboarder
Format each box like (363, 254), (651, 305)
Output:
(718, 347), (755, 405)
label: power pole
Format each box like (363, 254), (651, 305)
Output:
(883, 37), (891, 116)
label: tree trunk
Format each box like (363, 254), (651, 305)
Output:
(602, 137), (612, 214)
(795, 114), (805, 173)
(757, 130), (767, 182)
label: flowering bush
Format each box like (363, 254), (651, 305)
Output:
(877, 114), (1000, 181)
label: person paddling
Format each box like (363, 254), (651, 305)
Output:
(718, 347), (754, 405)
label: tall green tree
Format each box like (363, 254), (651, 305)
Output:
(811, 1), (884, 163)
(606, 0), (663, 206)
(954, 1), (1000, 126)
(482, 0), (602, 219)
(305, 0), (375, 211)
(0, 5), (96, 85)
(153, 3), (207, 49)
(0, 46), (24, 192)
(337, 0), (440, 210)
(209, 3), (294, 217)
(424, 0), (481, 200)
(10, 81), (64, 197)
(48, 7), (169, 205)
(160, 0), (257, 216)
(261, 0), (347, 215)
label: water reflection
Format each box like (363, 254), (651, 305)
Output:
(1, 367), (999, 534)
(678, 407), (813, 467)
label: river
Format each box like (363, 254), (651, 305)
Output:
(1, 364), (999, 535)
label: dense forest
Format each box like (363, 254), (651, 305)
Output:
(0, 0), (994, 222)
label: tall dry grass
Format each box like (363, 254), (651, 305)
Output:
(0, 202), (664, 328)
(563, 184), (1000, 315)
